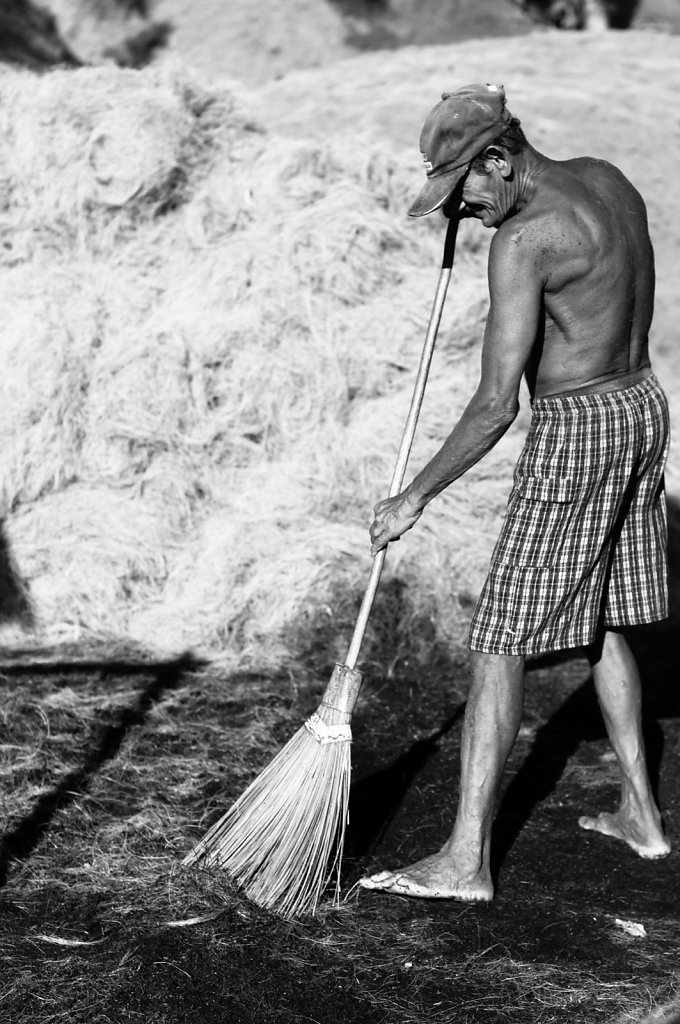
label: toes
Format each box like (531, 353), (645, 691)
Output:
(358, 871), (397, 889)
(358, 871), (432, 896)
(578, 813), (615, 836)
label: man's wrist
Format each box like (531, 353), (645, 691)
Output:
(403, 487), (426, 515)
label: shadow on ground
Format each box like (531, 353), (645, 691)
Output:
(0, 652), (201, 888)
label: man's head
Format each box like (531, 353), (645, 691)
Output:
(408, 83), (527, 220)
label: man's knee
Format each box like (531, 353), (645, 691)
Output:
(470, 650), (525, 686)
(587, 627), (630, 668)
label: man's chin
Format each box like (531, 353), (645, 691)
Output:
(443, 203), (497, 227)
(477, 208), (500, 229)
(443, 205), (476, 223)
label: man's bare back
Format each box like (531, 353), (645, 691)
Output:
(368, 129), (661, 535)
(499, 156), (654, 399)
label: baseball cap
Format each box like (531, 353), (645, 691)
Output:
(408, 83), (512, 217)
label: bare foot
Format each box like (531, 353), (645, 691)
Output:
(578, 810), (671, 859)
(358, 849), (493, 902)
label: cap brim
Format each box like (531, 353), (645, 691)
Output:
(408, 164), (468, 218)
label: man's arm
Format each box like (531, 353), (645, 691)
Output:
(370, 224), (545, 555)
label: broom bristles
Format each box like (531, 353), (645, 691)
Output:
(183, 663), (362, 917)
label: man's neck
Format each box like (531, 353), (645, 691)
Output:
(512, 146), (551, 213)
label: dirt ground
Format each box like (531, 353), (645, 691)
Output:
(1, 636), (679, 1023)
(1, 546), (680, 1022)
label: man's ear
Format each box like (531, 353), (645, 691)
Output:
(482, 145), (512, 179)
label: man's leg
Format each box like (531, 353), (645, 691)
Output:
(359, 651), (525, 900)
(578, 628), (671, 858)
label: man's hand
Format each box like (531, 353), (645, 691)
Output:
(369, 492), (422, 556)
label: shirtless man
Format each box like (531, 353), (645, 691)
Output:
(359, 83), (671, 902)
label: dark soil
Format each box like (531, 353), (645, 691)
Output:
(3, 499), (680, 1022)
(1, 613), (679, 1023)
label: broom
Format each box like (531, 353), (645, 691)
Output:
(182, 212), (460, 917)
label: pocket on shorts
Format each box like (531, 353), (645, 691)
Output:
(516, 474), (576, 503)
(496, 475), (577, 569)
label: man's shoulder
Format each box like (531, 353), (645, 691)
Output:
(551, 156), (647, 220)
(561, 155), (618, 174)
(490, 210), (547, 258)
(488, 215), (548, 287)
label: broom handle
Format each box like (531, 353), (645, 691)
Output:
(344, 214), (460, 671)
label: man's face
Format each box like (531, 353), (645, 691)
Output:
(460, 161), (508, 229)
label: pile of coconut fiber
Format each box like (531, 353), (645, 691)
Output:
(0, 59), (516, 669)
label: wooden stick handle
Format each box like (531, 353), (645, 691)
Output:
(344, 215), (460, 671)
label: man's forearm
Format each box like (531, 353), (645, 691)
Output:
(404, 395), (517, 512)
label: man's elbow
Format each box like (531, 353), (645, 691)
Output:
(477, 393), (519, 433)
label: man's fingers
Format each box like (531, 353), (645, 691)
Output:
(370, 533), (399, 556)
(370, 512), (389, 541)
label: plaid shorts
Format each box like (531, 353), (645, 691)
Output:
(469, 372), (670, 656)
